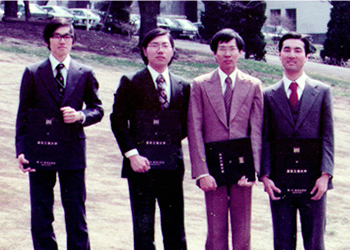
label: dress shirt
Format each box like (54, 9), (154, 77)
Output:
(218, 67), (237, 94)
(49, 53), (71, 87)
(147, 65), (171, 103)
(283, 72), (306, 100)
(125, 66), (171, 159)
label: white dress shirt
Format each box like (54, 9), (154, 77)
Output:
(283, 72), (307, 100)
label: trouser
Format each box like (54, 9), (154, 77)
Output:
(29, 169), (90, 250)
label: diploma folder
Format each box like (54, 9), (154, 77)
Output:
(205, 137), (255, 186)
(271, 138), (322, 197)
(135, 110), (181, 170)
(25, 109), (70, 170)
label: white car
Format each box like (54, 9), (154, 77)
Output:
(69, 8), (102, 30)
(41, 6), (74, 22)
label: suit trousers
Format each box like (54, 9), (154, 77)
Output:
(270, 194), (327, 250)
(205, 184), (252, 250)
(128, 170), (187, 250)
(29, 169), (90, 250)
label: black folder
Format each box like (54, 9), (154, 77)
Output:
(271, 138), (322, 197)
(135, 110), (181, 170)
(205, 137), (255, 186)
(25, 109), (70, 170)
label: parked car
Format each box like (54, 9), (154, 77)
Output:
(41, 5), (74, 22)
(172, 18), (198, 40)
(262, 24), (316, 52)
(17, 3), (53, 20)
(0, 8), (3, 21)
(157, 16), (183, 39)
(262, 25), (289, 43)
(69, 8), (102, 30)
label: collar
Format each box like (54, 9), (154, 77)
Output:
(49, 54), (71, 72)
(147, 65), (170, 87)
(283, 72), (306, 93)
(218, 67), (237, 90)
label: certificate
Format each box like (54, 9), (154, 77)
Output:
(205, 137), (255, 186)
(271, 138), (322, 197)
(25, 109), (69, 170)
(135, 110), (181, 170)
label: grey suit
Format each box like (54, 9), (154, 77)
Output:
(261, 76), (334, 250)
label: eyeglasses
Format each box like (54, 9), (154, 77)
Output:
(217, 46), (238, 54)
(147, 43), (172, 51)
(51, 33), (74, 41)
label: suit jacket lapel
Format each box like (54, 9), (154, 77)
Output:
(203, 69), (227, 127)
(38, 59), (62, 106)
(295, 80), (319, 130)
(229, 70), (251, 123)
(270, 81), (295, 126)
(141, 68), (159, 106)
(62, 60), (83, 105)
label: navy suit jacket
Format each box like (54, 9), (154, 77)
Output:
(261, 76), (334, 189)
(16, 58), (104, 170)
(110, 67), (190, 178)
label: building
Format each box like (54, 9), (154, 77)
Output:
(265, 0), (332, 43)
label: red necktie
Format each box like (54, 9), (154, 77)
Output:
(289, 82), (298, 108)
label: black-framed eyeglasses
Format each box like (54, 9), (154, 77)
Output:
(51, 33), (74, 41)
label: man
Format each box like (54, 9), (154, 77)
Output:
(15, 18), (104, 250)
(110, 28), (190, 250)
(260, 33), (334, 250)
(187, 28), (263, 250)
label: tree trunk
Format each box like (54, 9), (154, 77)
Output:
(185, 1), (198, 22)
(138, 0), (160, 47)
(4, 1), (18, 20)
(24, 1), (31, 21)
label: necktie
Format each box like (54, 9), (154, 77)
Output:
(156, 74), (169, 110)
(224, 76), (233, 124)
(56, 63), (65, 96)
(289, 82), (298, 108)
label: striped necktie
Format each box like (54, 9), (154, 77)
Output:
(156, 74), (169, 110)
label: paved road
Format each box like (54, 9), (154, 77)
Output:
(175, 39), (350, 81)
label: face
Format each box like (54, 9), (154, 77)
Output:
(214, 39), (242, 75)
(49, 26), (74, 62)
(142, 34), (174, 72)
(279, 38), (308, 75)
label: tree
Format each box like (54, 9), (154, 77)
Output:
(3, 1), (18, 20)
(138, 1), (160, 47)
(321, 1), (350, 66)
(200, 1), (267, 61)
(24, 0), (30, 21)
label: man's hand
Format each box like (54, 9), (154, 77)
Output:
(237, 175), (256, 187)
(18, 153), (35, 173)
(310, 173), (330, 200)
(129, 154), (150, 173)
(261, 175), (281, 200)
(199, 175), (217, 192)
(60, 106), (82, 124)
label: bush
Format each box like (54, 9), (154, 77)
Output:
(321, 1), (350, 66)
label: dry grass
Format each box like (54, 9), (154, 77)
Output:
(0, 40), (350, 250)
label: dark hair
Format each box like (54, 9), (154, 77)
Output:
(140, 28), (175, 65)
(43, 18), (75, 50)
(210, 28), (245, 54)
(278, 32), (310, 55)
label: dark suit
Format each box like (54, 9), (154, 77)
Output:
(261, 77), (334, 250)
(15, 58), (103, 250)
(110, 67), (190, 250)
